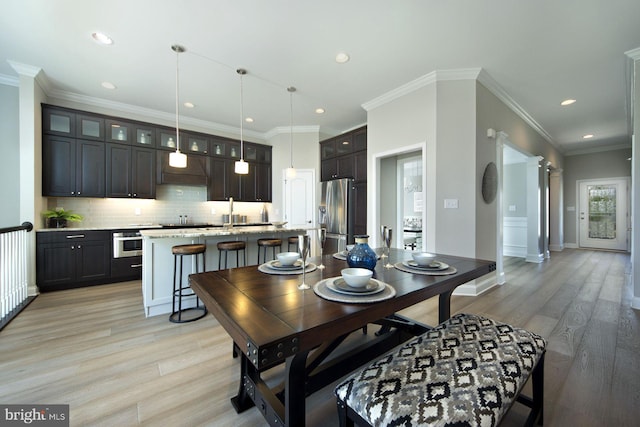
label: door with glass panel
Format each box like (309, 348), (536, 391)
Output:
(578, 178), (629, 251)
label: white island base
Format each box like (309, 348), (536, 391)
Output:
(141, 226), (309, 317)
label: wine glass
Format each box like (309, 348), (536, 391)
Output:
(380, 225), (388, 259)
(297, 234), (311, 290)
(317, 228), (327, 269)
(384, 227), (393, 268)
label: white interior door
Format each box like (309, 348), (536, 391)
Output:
(579, 178), (628, 251)
(283, 169), (315, 229)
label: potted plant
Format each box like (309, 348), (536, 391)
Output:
(42, 208), (83, 228)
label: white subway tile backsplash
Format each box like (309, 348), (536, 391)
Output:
(46, 185), (271, 228)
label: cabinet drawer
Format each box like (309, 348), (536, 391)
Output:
(111, 257), (143, 279)
(37, 230), (109, 244)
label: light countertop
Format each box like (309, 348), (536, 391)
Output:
(140, 225), (309, 239)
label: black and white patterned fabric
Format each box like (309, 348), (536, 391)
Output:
(334, 313), (546, 427)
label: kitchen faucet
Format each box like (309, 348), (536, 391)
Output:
(225, 197), (234, 228)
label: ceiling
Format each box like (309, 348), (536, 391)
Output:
(2, 0), (639, 154)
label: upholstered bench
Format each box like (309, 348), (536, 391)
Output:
(334, 313), (546, 427)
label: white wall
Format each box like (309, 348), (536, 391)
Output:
(475, 82), (563, 260)
(562, 148), (632, 246)
(434, 79), (477, 257)
(367, 82), (436, 250)
(267, 128), (320, 222)
(0, 83), (20, 227)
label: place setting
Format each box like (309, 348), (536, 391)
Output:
(313, 267), (396, 303)
(394, 251), (457, 276)
(258, 246), (317, 276)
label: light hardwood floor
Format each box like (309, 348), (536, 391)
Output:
(1, 249), (637, 426)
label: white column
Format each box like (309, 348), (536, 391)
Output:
(543, 161), (550, 259)
(549, 168), (564, 252)
(526, 156), (544, 263)
(495, 132), (507, 284)
(9, 61), (46, 296)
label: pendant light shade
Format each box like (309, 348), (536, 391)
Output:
(169, 44), (187, 168)
(285, 86), (296, 179)
(235, 68), (249, 175)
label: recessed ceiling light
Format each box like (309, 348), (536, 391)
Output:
(335, 52), (350, 63)
(183, 102), (194, 108)
(583, 134), (594, 139)
(245, 117), (254, 123)
(315, 108), (325, 114)
(101, 81), (116, 89)
(92, 32), (113, 45)
(561, 99), (576, 106)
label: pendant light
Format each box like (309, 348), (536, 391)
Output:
(285, 86), (297, 179)
(234, 68), (249, 175)
(169, 44), (187, 168)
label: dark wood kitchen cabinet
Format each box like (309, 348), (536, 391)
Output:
(244, 162), (271, 202)
(36, 231), (110, 291)
(157, 151), (209, 186)
(208, 145), (271, 202)
(42, 135), (105, 197)
(320, 126), (366, 182)
(352, 181), (367, 236)
(106, 144), (156, 198)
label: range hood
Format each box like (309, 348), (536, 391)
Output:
(157, 151), (208, 186)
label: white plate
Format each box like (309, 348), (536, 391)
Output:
(267, 259), (304, 270)
(403, 260), (449, 271)
(327, 278), (385, 296)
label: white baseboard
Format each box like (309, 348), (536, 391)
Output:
(632, 297), (640, 310)
(453, 274), (499, 296)
(549, 244), (564, 252)
(564, 243), (578, 249)
(526, 253), (545, 263)
(504, 244), (526, 258)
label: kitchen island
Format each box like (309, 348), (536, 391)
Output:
(140, 225), (309, 317)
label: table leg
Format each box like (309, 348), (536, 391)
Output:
(230, 353), (256, 413)
(438, 290), (454, 323)
(284, 351), (310, 426)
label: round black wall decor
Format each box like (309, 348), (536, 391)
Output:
(482, 162), (498, 204)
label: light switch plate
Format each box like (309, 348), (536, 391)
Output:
(444, 199), (458, 209)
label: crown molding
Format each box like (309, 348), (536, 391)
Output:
(0, 73), (18, 87)
(361, 66), (561, 153)
(563, 143), (631, 157)
(263, 125), (320, 140)
(625, 47), (640, 60)
(47, 88), (265, 140)
(7, 60), (52, 93)
(361, 71), (436, 111)
(476, 69), (560, 152)
(362, 68), (482, 111)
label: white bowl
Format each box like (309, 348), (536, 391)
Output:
(341, 268), (373, 288)
(277, 252), (299, 266)
(271, 221), (288, 228)
(412, 252), (437, 266)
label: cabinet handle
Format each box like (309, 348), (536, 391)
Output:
(128, 193), (132, 197)
(77, 245), (82, 249)
(77, 192), (81, 195)
(130, 264), (143, 268)
(66, 235), (85, 239)
(71, 191), (75, 195)
(133, 194), (137, 197)
(71, 245), (74, 250)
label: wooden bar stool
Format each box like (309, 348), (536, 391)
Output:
(287, 236), (299, 252)
(170, 243), (207, 323)
(217, 241), (246, 269)
(257, 238), (282, 264)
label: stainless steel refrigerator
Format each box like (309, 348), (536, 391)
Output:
(320, 178), (354, 254)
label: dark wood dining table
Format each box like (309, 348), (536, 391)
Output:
(189, 248), (496, 427)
